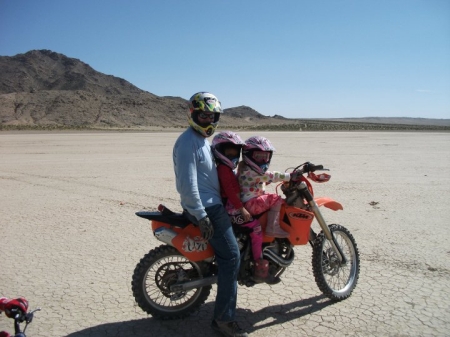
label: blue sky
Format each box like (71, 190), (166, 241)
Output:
(1, 0), (449, 119)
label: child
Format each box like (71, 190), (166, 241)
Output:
(212, 131), (277, 284)
(239, 136), (296, 238)
(211, 131), (251, 221)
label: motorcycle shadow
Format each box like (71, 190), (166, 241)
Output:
(65, 295), (334, 337)
(243, 294), (335, 334)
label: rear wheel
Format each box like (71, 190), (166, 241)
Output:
(132, 245), (212, 320)
(312, 224), (360, 301)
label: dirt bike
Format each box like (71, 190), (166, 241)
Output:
(0, 302), (41, 337)
(131, 162), (360, 320)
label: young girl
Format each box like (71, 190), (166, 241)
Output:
(239, 136), (296, 238)
(212, 131), (278, 284)
(211, 131), (251, 221)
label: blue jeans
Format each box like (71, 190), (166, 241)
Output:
(185, 204), (240, 322)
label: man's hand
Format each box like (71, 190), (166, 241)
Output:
(198, 216), (214, 240)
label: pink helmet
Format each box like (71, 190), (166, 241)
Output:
(242, 136), (276, 174)
(212, 131), (245, 169)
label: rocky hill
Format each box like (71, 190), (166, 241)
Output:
(0, 50), (284, 129)
(1, 50), (448, 131)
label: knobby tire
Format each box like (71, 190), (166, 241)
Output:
(312, 224), (360, 301)
(131, 245), (212, 320)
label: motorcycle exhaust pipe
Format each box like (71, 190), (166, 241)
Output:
(263, 248), (295, 268)
(170, 276), (218, 292)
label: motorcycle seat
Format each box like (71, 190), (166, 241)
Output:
(135, 211), (191, 228)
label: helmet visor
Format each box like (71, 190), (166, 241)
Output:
(198, 112), (215, 120)
(194, 111), (220, 127)
(252, 151), (271, 163)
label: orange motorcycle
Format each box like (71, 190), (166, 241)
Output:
(132, 162), (360, 319)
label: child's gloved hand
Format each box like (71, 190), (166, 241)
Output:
(290, 171), (302, 181)
(240, 207), (253, 222)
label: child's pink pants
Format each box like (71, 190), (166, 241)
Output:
(241, 219), (263, 261)
(226, 194), (283, 261)
(244, 193), (283, 215)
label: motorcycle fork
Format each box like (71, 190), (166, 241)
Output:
(298, 182), (347, 264)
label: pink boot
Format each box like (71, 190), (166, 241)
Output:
(265, 204), (289, 238)
(242, 219), (263, 261)
(253, 259), (281, 284)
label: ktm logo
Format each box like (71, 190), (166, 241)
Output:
(288, 212), (313, 220)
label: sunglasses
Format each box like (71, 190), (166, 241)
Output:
(252, 151), (271, 163)
(198, 112), (215, 120)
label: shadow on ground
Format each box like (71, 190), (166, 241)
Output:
(66, 295), (334, 337)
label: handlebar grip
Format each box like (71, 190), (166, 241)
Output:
(305, 163), (323, 172)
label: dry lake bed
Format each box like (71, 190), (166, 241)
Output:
(1, 131), (449, 336)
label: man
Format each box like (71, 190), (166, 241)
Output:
(173, 92), (248, 337)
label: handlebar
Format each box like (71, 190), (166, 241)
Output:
(12, 308), (41, 337)
(292, 162), (327, 175)
(308, 164), (324, 172)
(280, 162), (331, 202)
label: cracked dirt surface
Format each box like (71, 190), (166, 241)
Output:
(1, 131), (449, 336)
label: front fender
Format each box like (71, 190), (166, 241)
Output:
(314, 197), (343, 211)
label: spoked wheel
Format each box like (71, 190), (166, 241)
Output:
(312, 224), (360, 301)
(132, 245), (212, 320)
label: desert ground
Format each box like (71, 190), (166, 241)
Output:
(0, 131), (449, 337)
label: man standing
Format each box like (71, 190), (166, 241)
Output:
(173, 92), (248, 337)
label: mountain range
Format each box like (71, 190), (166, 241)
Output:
(1, 50), (448, 131)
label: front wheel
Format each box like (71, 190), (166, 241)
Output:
(312, 224), (360, 301)
(131, 245), (212, 320)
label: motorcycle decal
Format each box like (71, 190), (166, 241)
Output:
(288, 212), (314, 220)
(170, 224), (215, 261)
(230, 214), (245, 225)
(230, 214), (264, 227)
(182, 235), (208, 253)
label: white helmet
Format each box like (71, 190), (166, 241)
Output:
(188, 92), (222, 137)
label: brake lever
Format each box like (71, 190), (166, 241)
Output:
(26, 308), (41, 323)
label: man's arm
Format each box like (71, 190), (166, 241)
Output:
(173, 141), (207, 220)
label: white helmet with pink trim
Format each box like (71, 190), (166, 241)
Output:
(242, 136), (276, 174)
(211, 131), (245, 169)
